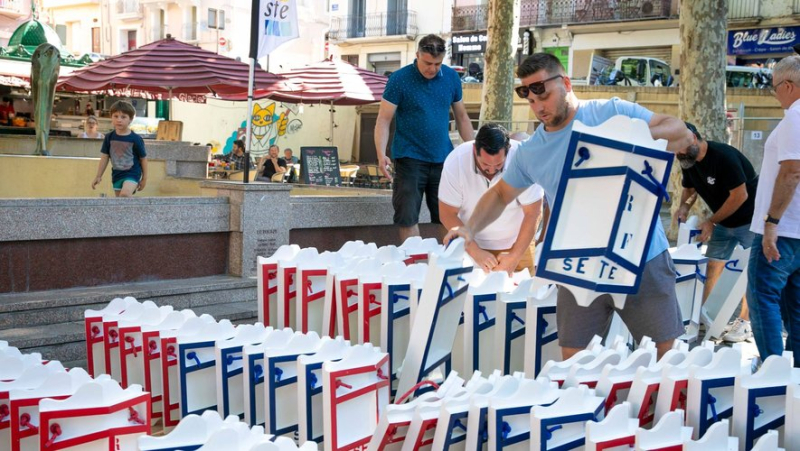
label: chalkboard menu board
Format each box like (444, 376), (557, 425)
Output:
(300, 146), (342, 186)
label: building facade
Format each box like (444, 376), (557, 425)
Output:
(328, 0), (453, 75)
(0, 0), (33, 46)
(452, 0), (800, 83)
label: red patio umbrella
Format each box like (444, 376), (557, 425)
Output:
(221, 57), (388, 142)
(57, 35), (295, 104)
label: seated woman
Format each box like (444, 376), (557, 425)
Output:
(79, 115), (104, 139)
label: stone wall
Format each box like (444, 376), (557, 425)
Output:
(0, 136), (210, 179)
(0, 184), (435, 293)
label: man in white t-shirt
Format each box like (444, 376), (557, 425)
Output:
(439, 123), (544, 273)
(748, 55), (800, 367)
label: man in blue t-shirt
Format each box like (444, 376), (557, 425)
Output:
(375, 34), (475, 241)
(445, 53), (695, 359)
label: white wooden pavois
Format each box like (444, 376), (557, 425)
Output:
(102, 300), (164, 382)
(634, 409), (692, 450)
(683, 419), (739, 451)
(322, 343), (390, 451)
(159, 314), (217, 430)
(584, 402), (638, 450)
(117, 304), (175, 389)
(381, 263), (428, 393)
(257, 245), (301, 327)
(464, 374), (522, 451)
(215, 323), (272, 420)
(750, 430), (785, 451)
(0, 361), (66, 450)
(701, 246), (750, 340)
(358, 260), (408, 348)
(277, 248), (320, 329)
(396, 239), (473, 401)
(194, 420), (267, 451)
(523, 284), (560, 378)
(242, 328), (297, 428)
(176, 318), (236, 419)
(7, 368), (94, 451)
(137, 410), (238, 451)
(263, 331), (323, 438)
(335, 258), (381, 343)
(487, 377), (561, 450)
(323, 256), (365, 339)
(297, 336), (351, 446)
(731, 355), (794, 451)
(0, 353), (43, 384)
(538, 335), (605, 386)
(536, 115), (673, 309)
(493, 275), (539, 376)
(594, 337), (657, 415)
(653, 341), (715, 425)
(625, 341), (689, 427)
(401, 376), (469, 451)
(140, 309), (197, 426)
(37, 377), (151, 450)
(669, 244), (708, 343)
(367, 371), (464, 451)
(530, 385), (606, 450)
(462, 271), (507, 376)
(296, 251), (343, 335)
(429, 371), (497, 451)
(84, 296), (139, 378)
(399, 236), (442, 265)
(686, 346), (744, 441)
(785, 383), (800, 451)
(561, 337), (631, 389)
(677, 215), (702, 247)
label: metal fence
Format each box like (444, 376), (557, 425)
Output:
(329, 10), (418, 41)
(453, 0), (673, 32)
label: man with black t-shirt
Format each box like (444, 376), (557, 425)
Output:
(674, 122), (758, 342)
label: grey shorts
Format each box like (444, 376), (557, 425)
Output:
(556, 250), (685, 348)
(705, 223), (755, 260)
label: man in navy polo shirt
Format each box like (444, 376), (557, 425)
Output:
(375, 34), (475, 241)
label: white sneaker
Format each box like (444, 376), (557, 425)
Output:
(722, 318), (752, 343)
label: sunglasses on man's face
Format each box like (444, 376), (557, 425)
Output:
(514, 75), (564, 98)
(420, 44), (446, 54)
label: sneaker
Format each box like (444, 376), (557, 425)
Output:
(722, 318), (752, 343)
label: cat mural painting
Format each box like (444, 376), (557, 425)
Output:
(250, 102), (290, 157)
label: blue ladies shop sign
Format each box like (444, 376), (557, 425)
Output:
(728, 27), (800, 55)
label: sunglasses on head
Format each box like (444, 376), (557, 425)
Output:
(514, 75), (564, 98)
(420, 44), (446, 54)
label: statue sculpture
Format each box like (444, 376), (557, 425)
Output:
(31, 43), (60, 156)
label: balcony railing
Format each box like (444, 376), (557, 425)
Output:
(329, 10), (418, 41)
(728, 0), (760, 19)
(453, 0), (673, 31)
(183, 22), (197, 41)
(116, 0), (141, 14)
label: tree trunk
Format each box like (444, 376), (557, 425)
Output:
(479, 0), (520, 127)
(669, 0), (727, 239)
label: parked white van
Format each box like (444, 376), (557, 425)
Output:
(726, 65), (772, 89)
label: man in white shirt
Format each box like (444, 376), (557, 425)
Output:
(439, 123), (544, 273)
(748, 54), (800, 366)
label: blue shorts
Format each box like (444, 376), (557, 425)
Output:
(705, 223), (755, 260)
(112, 178), (139, 191)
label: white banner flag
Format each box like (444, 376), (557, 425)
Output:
(250, 0), (300, 59)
